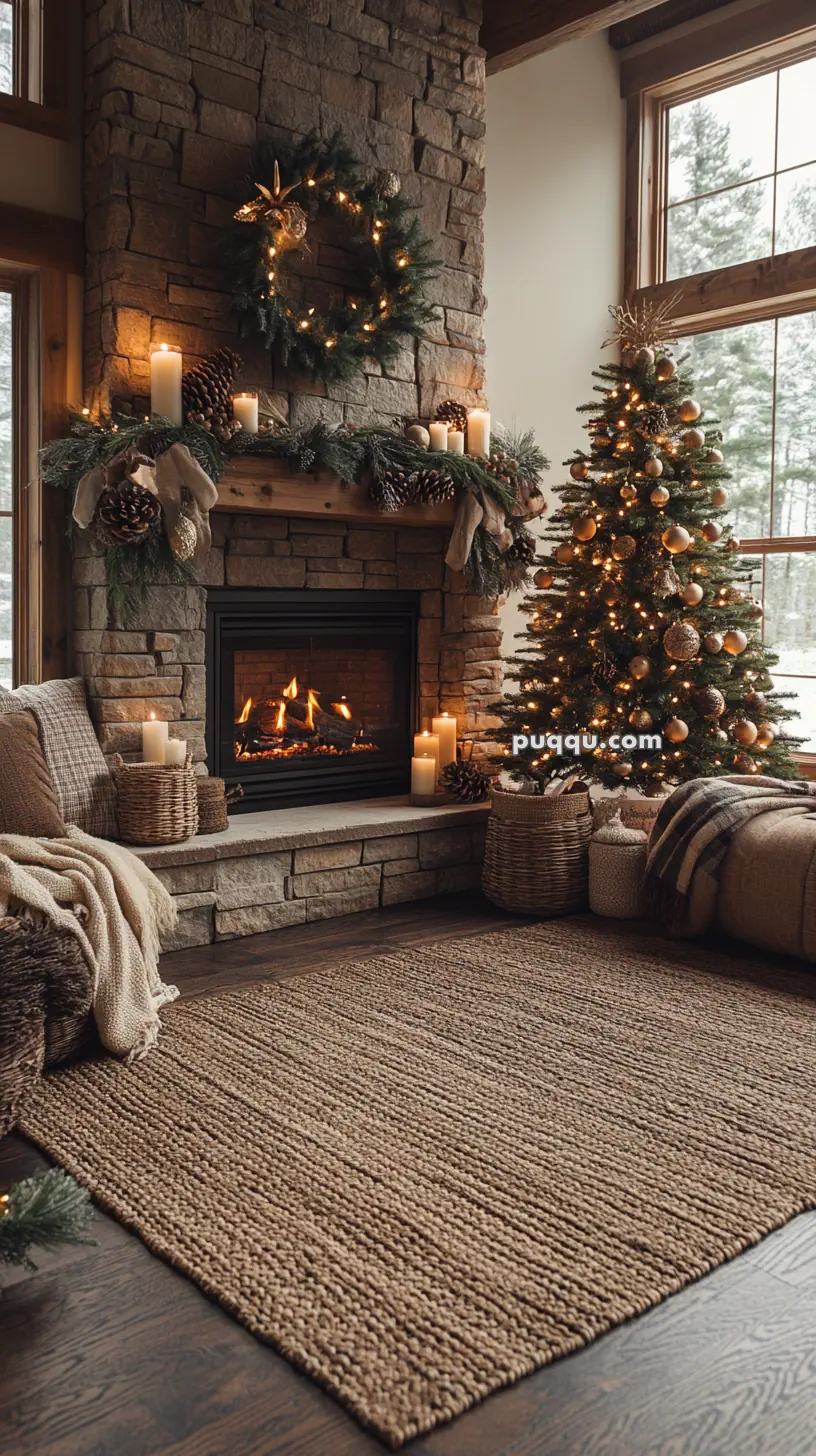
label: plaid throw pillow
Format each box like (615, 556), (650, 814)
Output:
(0, 678), (117, 839)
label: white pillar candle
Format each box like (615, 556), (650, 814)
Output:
(428, 421), (448, 452)
(466, 408), (491, 458)
(447, 429), (465, 455)
(432, 712), (457, 771)
(150, 344), (183, 426)
(413, 729), (439, 778)
(165, 738), (187, 766)
(411, 755), (437, 796)
(232, 392), (259, 433)
(142, 713), (168, 764)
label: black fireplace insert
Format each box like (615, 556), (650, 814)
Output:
(206, 589), (420, 810)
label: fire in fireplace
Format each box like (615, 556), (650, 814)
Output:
(207, 589), (420, 810)
(235, 676), (379, 760)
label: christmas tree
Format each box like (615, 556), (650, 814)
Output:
(494, 299), (801, 793)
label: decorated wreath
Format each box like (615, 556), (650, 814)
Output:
(227, 132), (438, 383)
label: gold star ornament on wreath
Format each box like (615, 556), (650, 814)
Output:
(228, 132), (438, 385)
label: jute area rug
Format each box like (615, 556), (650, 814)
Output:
(20, 919), (816, 1448)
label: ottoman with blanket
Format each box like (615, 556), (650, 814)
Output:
(645, 775), (816, 961)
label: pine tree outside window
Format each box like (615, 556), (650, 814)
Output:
(0, 286), (14, 688)
(625, 26), (816, 762)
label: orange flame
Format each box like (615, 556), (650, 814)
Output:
(237, 696), (253, 724)
(283, 676), (298, 699)
(275, 699), (286, 732)
(306, 688), (320, 730)
(332, 701), (352, 720)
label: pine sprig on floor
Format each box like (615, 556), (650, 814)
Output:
(1, 1170), (95, 1273)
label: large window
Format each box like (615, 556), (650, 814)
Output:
(626, 21), (816, 756)
(0, 286), (12, 688)
(0, 2), (12, 95)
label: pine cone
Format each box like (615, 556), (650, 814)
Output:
(434, 398), (468, 433)
(485, 449), (519, 487)
(298, 447), (317, 471)
(636, 403), (669, 439)
(376, 466), (416, 511)
(182, 348), (242, 436)
(95, 481), (161, 547)
(412, 468), (455, 504)
(505, 529), (536, 566)
(441, 757), (490, 803)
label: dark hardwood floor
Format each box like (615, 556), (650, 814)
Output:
(2, 893), (816, 1456)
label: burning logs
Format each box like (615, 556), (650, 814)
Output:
(236, 686), (364, 757)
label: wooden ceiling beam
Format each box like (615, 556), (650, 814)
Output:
(483, 0), (668, 74)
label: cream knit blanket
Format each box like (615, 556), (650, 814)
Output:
(0, 827), (179, 1063)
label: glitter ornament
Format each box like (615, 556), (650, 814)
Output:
(746, 690), (767, 712)
(611, 535), (636, 561)
(695, 685), (726, 718)
(650, 485), (670, 506)
(703, 632), (724, 654)
(663, 621), (701, 661)
(169, 509), (197, 562)
(629, 709), (653, 729)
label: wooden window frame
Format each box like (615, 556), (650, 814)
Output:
(0, 0), (72, 139)
(0, 269), (39, 686)
(623, 14), (816, 758)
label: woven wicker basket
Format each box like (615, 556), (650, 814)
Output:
(113, 754), (199, 846)
(481, 788), (593, 916)
(196, 776), (229, 835)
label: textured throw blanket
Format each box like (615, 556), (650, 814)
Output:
(0, 828), (178, 1063)
(644, 775), (816, 936)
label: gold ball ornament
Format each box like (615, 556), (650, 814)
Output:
(663, 621), (701, 661)
(706, 447), (724, 465)
(665, 717), (689, 743)
(613, 762), (633, 778)
(650, 485), (670, 506)
(629, 709), (653, 729)
(725, 536), (741, 553)
(611, 535), (636, 561)
(662, 524), (691, 554)
(655, 356), (677, 381)
(533, 568), (553, 590)
(637, 346), (655, 366)
(169, 511), (198, 562)
(644, 456), (664, 479)
(701, 521), (723, 542)
(678, 398), (702, 422)
(556, 541), (577, 565)
(602, 582), (621, 605)
(723, 629), (748, 656)
(703, 632), (724, 654)
(682, 427), (706, 449)
(573, 514), (597, 541)
(756, 723), (775, 748)
(570, 460), (590, 481)
(695, 685), (726, 718)
(711, 485), (729, 507)
(746, 690), (767, 712)
(629, 655), (651, 680)
(405, 423), (430, 449)
(619, 483), (638, 502)
(749, 599), (763, 620)
(733, 719), (758, 745)
(679, 581), (703, 605)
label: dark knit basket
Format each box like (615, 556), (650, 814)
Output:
(0, 915), (93, 1135)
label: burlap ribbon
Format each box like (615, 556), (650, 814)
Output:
(73, 442), (218, 560)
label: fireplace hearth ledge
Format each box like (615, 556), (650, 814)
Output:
(127, 796), (491, 948)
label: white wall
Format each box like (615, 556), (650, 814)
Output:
(485, 30), (626, 647)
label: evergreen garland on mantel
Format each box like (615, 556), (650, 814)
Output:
(41, 414), (548, 613)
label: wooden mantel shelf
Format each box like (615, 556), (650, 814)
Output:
(216, 455), (456, 527)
